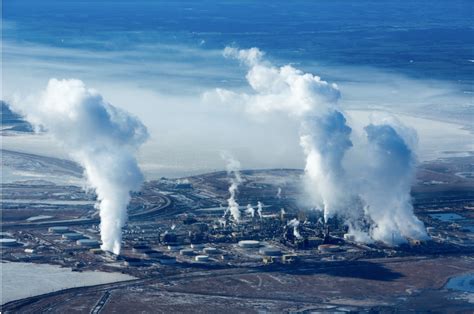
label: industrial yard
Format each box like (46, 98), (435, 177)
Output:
(1, 152), (474, 312)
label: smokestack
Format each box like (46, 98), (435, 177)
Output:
(15, 79), (148, 254)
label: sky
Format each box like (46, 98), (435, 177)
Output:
(2, 0), (473, 178)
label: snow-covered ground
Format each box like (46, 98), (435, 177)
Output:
(1, 262), (136, 304)
(2, 110), (473, 180)
(1, 148), (84, 185)
(346, 110), (474, 160)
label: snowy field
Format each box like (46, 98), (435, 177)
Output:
(1, 262), (136, 304)
(346, 110), (474, 161)
(3, 110), (474, 181)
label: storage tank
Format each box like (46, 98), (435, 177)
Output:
(195, 255), (210, 262)
(190, 243), (205, 249)
(238, 240), (260, 248)
(143, 250), (162, 258)
(123, 257), (147, 267)
(0, 238), (18, 247)
(132, 244), (151, 253)
(259, 247), (282, 256)
(318, 244), (340, 253)
(62, 233), (85, 240)
(167, 245), (181, 251)
(76, 239), (100, 248)
(49, 226), (69, 234)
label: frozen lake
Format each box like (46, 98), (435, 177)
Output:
(2, 199), (95, 205)
(3, 110), (473, 180)
(429, 213), (464, 222)
(446, 273), (474, 293)
(1, 262), (136, 304)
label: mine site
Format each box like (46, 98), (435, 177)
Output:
(1, 145), (474, 312)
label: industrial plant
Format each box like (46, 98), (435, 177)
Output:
(2, 162), (474, 312)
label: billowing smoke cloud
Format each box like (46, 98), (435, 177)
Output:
(221, 47), (427, 245)
(287, 218), (302, 239)
(15, 79), (148, 254)
(221, 151), (242, 222)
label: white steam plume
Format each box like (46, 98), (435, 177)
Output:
(287, 218), (302, 239)
(224, 46), (350, 222)
(221, 151), (242, 222)
(300, 111), (353, 221)
(245, 204), (255, 218)
(276, 187), (282, 199)
(14, 79), (148, 254)
(362, 119), (428, 243)
(221, 47), (427, 245)
(257, 201), (263, 219)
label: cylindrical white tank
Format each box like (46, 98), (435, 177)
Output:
(76, 239), (100, 248)
(49, 226), (69, 234)
(0, 238), (18, 247)
(238, 240), (260, 248)
(62, 233), (85, 240)
(190, 243), (205, 249)
(259, 247), (282, 256)
(180, 249), (195, 256)
(318, 244), (340, 253)
(167, 245), (181, 251)
(195, 255), (209, 262)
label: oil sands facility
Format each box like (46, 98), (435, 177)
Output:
(2, 164), (474, 312)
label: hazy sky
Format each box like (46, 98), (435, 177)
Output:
(3, 1), (473, 178)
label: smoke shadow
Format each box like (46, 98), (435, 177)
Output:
(261, 260), (404, 282)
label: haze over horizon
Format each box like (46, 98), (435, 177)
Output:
(3, 0), (473, 178)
